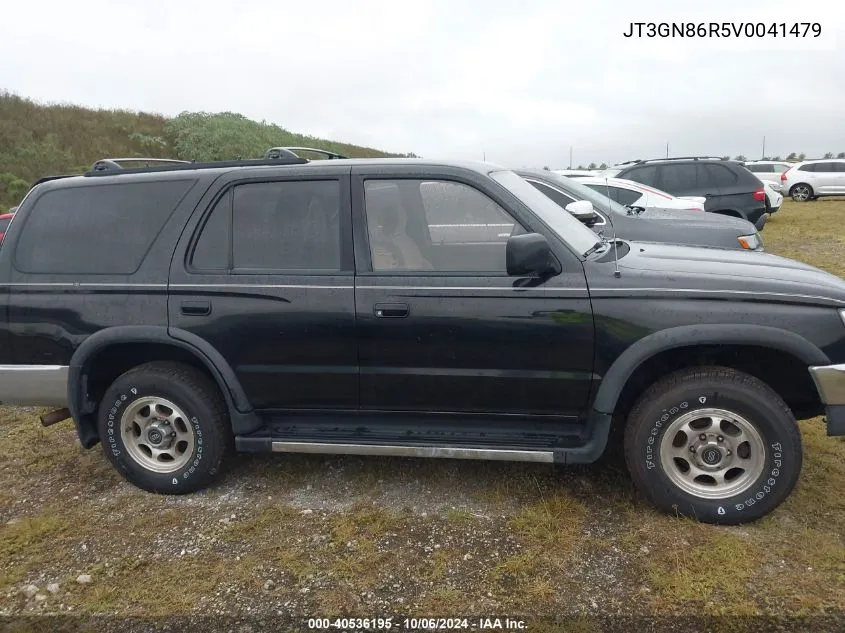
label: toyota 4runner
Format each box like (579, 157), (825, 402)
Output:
(2, 155), (845, 525)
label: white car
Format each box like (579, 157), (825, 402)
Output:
(744, 161), (791, 193)
(552, 169), (599, 178)
(569, 176), (706, 214)
(780, 159), (845, 201)
(764, 181), (783, 213)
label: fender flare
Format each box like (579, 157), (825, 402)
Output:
(68, 326), (260, 447)
(592, 324), (830, 415)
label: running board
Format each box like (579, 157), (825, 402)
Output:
(269, 441), (554, 463)
(234, 411), (613, 465)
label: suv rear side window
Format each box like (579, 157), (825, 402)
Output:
(659, 164), (697, 192)
(623, 165), (659, 187)
(698, 163), (739, 188)
(194, 180), (341, 272)
(15, 180), (194, 274)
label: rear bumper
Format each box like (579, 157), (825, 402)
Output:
(809, 363), (845, 436)
(0, 364), (69, 406)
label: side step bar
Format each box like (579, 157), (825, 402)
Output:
(270, 441), (554, 463)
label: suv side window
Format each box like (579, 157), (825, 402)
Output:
(698, 163), (738, 188)
(15, 180), (195, 275)
(746, 164), (769, 173)
(623, 165), (659, 187)
(192, 180), (341, 272)
(815, 162), (836, 172)
(835, 162), (845, 173)
(660, 164), (697, 192)
(798, 164), (817, 172)
(364, 179), (524, 273)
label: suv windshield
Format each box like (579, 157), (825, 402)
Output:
(490, 170), (601, 257)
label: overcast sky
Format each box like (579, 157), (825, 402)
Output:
(1, 0), (843, 168)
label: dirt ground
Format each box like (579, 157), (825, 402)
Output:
(2, 200), (845, 632)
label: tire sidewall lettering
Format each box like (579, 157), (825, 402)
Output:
(642, 393), (790, 516)
(105, 388), (204, 482)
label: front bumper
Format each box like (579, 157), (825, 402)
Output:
(809, 363), (845, 436)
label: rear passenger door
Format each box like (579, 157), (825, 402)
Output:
(812, 162), (839, 194)
(834, 162), (845, 194)
(168, 166), (358, 412)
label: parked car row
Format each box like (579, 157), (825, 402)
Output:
(3, 149), (844, 527)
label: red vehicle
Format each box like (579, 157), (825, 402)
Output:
(0, 212), (14, 242)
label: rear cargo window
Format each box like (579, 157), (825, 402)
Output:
(14, 180), (195, 274)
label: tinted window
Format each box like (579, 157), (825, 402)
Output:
(527, 180), (577, 208)
(611, 187), (643, 206)
(798, 164), (816, 172)
(191, 190), (231, 270)
(623, 165), (659, 187)
(746, 164), (770, 173)
(834, 162), (845, 173)
(659, 164), (697, 192)
(814, 162), (837, 172)
(231, 180), (340, 271)
(15, 180), (194, 274)
(698, 164), (738, 188)
(364, 179), (523, 272)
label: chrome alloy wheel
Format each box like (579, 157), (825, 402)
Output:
(791, 184), (811, 201)
(659, 408), (766, 499)
(120, 397), (195, 473)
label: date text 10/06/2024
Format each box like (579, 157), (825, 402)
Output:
(307, 617), (528, 630)
(622, 22), (821, 38)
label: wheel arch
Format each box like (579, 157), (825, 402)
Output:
(592, 324), (829, 417)
(68, 326), (261, 448)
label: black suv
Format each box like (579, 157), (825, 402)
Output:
(3, 156), (845, 524)
(605, 157), (770, 230)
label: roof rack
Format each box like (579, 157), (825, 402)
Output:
(90, 158), (191, 173)
(83, 156), (308, 177)
(643, 156), (728, 162)
(265, 146), (347, 160)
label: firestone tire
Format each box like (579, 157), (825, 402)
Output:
(97, 361), (233, 494)
(624, 367), (802, 525)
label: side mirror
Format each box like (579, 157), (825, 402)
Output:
(506, 233), (560, 277)
(564, 200), (600, 227)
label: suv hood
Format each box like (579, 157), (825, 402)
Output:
(602, 241), (845, 306)
(637, 208), (754, 232)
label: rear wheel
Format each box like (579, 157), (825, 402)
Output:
(624, 367), (801, 524)
(790, 183), (813, 202)
(97, 361), (232, 494)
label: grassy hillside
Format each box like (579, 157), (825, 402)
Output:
(0, 91), (411, 209)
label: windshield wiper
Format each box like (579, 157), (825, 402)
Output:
(582, 233), (609, 258)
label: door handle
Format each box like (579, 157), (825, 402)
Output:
(374, 303), (409, 318)
(181, 300), (211, 316)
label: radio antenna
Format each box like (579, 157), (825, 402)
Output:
(603, 176), (621, 278)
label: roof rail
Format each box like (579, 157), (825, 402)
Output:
(265, 146), (348, 160)
(90, 158), (191, 173)
(643, 156), (728, 162)
(83, 156), (308, 177)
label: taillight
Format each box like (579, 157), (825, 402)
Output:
(780, 170), (788, 182)
(753, 187), (765, 202)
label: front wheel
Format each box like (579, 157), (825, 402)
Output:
(624, 367), (801, 524)
(97, 361), (233, 494)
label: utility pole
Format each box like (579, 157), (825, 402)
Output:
(762, 136), (766, 159)
(569, 146), (573, 169)
(666, 141), (669, 158)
